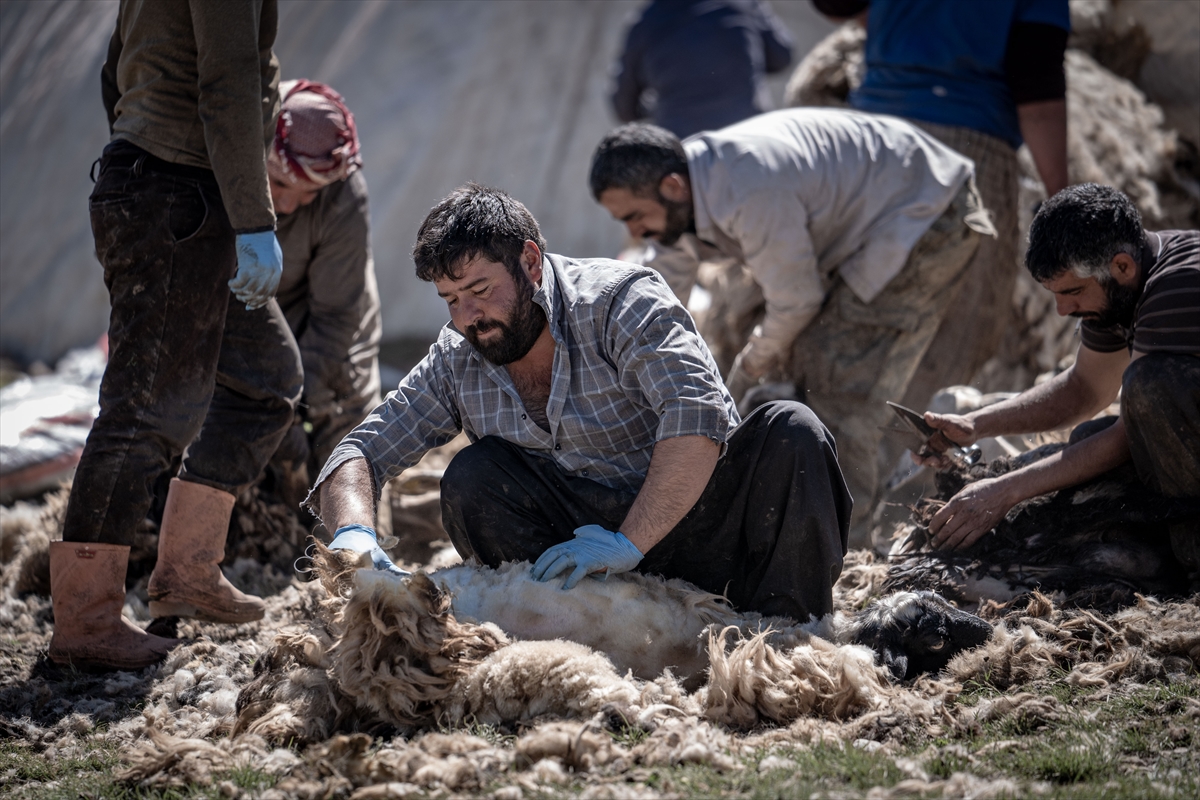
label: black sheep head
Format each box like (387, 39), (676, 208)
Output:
(851, 591), (993, 681)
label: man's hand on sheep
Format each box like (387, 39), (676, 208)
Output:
(928, 477), (1016, 551)
(328, 523), (411, 577)
(531, 525), (644, 589)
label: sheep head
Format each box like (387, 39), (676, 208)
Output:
(849, 591), (993, 681)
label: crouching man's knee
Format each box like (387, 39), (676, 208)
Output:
(440, 437), (566, 566)
(1120, 353), (1200, 498)
(440, 437), (512, 554)
(741, 400), (839, 455)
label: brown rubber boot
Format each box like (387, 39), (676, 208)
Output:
(48, 541), (179, 670)
(148, 478), (265, 623)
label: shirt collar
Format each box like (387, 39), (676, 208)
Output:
(683, 138), (715, 238)
(532, 254), (564, 345)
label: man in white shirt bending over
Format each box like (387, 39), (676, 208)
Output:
(590, 108), (996, 545)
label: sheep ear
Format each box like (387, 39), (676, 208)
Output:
(881, 647), (908, 681)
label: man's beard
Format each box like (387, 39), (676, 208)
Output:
(652, 192), (694, 247)
(1073, 278), (1141, 328)
(463, 271), (546, 365)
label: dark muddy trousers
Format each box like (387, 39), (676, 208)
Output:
(440, 401), (852, 622)
(1122, 354), (1200, 568)
(63, 142), (302, 546)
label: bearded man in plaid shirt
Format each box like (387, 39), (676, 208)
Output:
(307, 183), (851, 622)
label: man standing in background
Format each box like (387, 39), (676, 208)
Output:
(815, 0), (1071, 406)
(612, 0), (794, 138)
(48, 0), (302, 671)
(266, 80), (382, 498)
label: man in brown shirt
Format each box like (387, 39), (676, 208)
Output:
(266, 81), (382, 480)
(49, 0), (303, 671)
(917, 185), (1199, 575)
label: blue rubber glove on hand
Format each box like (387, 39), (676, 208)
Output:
(530, 524), (643, 590)
(328, 523), (410, 578)
(230, 231), (283, 310)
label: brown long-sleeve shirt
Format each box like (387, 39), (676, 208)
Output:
(276, 170), (382, 426)
(101, 0), (280, 233)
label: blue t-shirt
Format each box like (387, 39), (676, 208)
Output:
(849, 0), (1070, 149)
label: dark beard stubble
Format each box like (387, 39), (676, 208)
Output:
(1073, 277), (1142, 329)
(653, 192), (694, 248)
(463, 269), (546, 365)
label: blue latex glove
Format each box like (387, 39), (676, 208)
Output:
(229, 231), (283, 310)
(328, 523), (410, 578)
(530, 524), (643, 590)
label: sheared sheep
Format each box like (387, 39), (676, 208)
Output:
(236, 545), (992, 738)
(886, 446), (1199, 610)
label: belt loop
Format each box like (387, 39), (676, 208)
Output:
(132, 154), (146, 178)
(89, 157), (102, 184)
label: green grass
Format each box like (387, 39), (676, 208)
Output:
(4, 678), (1197, 800)
(0, 740), (280, 800)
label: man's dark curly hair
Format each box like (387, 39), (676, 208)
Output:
(412, 183), (547, 282)
(1025, 183), (1146, 283)
(589, 123), (688, 200)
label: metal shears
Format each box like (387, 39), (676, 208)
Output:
(882, 401), (982, 469)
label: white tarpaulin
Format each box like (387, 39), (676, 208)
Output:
(0, 0), (834, 365)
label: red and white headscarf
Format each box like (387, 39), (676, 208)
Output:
(268, 80), (362, 187)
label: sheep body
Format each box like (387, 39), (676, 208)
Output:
(235, 551), (993, 738)
(433, 560), (740, 682)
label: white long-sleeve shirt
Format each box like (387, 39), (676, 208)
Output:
(650, 108), (975, 354)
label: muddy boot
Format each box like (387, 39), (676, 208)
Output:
(148, 478), (265, 623)
(48, 542), (179, 670)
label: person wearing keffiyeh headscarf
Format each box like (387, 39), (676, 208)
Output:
(267, 81), (383, 513)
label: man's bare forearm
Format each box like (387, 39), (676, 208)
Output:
(316, 457), (377, 533)
(971, 366), (1110, 439)
(1018, 99), (1068, 198)
(620, 435), (719, 554)
(997, 417), (1130, 504)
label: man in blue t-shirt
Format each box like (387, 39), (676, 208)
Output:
(815, 0), (1071, 411)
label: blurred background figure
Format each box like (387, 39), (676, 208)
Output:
(266, 80), (382, 508)
(814, 0), (1071, 409)
(612, 0), (795, 138)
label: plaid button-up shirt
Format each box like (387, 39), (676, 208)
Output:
(309, 253), (739, 507)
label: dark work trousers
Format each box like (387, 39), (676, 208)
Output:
(440, 401), (852, 621)
(1121, 354), (1200, 569)
(63, 143), (303, 546)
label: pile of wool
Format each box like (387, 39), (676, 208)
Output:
(946, 591), (1200, 694)
(0, 484), (64, 598)
(3, 474), (1196, 797)
(128, 580), (1197, 795)
(0, 540), (1188, 797)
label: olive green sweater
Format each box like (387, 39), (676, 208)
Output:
(101, 0), (280, 233)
